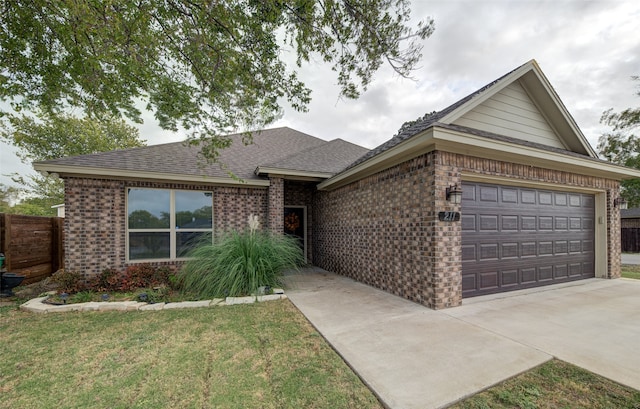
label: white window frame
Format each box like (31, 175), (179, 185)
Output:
(126, 188), (213, 262)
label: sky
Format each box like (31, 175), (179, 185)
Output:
(1, 0), (639, 188)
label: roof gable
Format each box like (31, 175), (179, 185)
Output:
(345, 60), (596, 173)
(440, 60), (596, 157)
(451, 81), (567, 150)
(320, 60), (640, 190)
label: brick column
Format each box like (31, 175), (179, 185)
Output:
(428, 152), (462, 309)
(268, 177), (284, 234)
(607, 187), (622, 278)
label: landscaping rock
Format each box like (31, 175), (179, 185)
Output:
(164, 300), (211, 309)
(123, 301), (145, 311)
(79, 302), (102, 312)
(20, 297), (50, 314)
(97, 302), (130, 311)
(19, 290), (285, 314)
(45, 304), (82, 313)
(139, 303), (166, 311)
(256, 294), (286, 302)
(225, 296), (256, 305)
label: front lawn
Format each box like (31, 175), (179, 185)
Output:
(621, 264), (640, 279)
(3, 296), (640, 409)
(0, 300), (382, 409)
(451, 359), (640, 409)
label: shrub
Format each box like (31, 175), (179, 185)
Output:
(121, 264), (173, 291)
(86, 265), (174, 293)
(71, 291), (95, 303)
(88, 268), (122, 292)
(51, 269), (85, 294)
(179, 228), (304, 298)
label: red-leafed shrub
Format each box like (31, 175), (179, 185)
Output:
(88, 268), (123, 292)
(51, 269), (85, 294)
(120, 264), (171, 292)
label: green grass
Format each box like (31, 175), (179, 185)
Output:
(621, 264), (640, 279)
(0, 300), (382, 409)
(4, 291), (640, 409)
(450, 360), (640, 409)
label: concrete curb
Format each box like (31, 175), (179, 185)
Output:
(19, 290), (287, 314)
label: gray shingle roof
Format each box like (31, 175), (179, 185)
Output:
(36, 127), (367, 181)
(263, 138), (369, 174)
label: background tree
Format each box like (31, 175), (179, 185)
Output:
(0, 1), (434, 162)
(0, 184), (19, 213)
(1, 113), (144, 216)
(598, 76), (640, 207)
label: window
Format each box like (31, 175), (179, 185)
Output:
(127, 188), (213, 261)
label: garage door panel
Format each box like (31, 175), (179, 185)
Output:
(480, 272), (499, 290)
(480, 185), (499, 202)
(461, 275), (477, 296)
(502, 242), (518, 258)
(555, 264), (568, 278)
(461, 214), (476, 231)
(502, 270), (518, 286)
(461, 244), (477, 261)
(521, 268), (536, 284)
(462, 182), (595, 297)
(539, 265), (553, 281)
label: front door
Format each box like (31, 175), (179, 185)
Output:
(284, 206), (307, 262)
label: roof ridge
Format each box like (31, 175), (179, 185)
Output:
(262, 137), (363, 168)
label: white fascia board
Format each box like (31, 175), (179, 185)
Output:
(522, 66), (598, 158)
(433, 127), (640, 180)
(33, 163), (270, 187)
(319, 124), (640, 191)
(254, 166), (333, 181)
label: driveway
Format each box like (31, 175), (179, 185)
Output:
(284, 268), (640, 409)
(622, 253), (640, 264)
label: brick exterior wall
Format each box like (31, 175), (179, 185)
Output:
(314, 152), (459, 309)
(607, 190), (622, 278)
(64, 177), (268, 280)
(314, 150), (622, 309)
(621, 218), (640, 228)
(268, 177), (284, 234)
(284, 180), (316, 263)
(62, 151), (622, 303)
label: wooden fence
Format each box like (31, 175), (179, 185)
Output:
(622, 228), (640, 253)
(0, 213), (64, 284)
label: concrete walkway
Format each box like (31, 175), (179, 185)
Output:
(284, 268), (640, 409)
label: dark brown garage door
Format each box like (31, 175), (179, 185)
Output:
(461, 182), (595, 297)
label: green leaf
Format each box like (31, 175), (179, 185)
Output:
(0, 0), (434, 159)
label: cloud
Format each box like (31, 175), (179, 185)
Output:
(2, 0), (639, 188)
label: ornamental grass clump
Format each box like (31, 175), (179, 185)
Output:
(179, 215), (304, 298)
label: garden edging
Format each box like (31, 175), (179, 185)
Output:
(20, 291), (287, 313)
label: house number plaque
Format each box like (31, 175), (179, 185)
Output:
(438, 211), (460, 222)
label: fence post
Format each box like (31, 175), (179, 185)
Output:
(52, 217), (64, 272)
(1, 213), (10, 270)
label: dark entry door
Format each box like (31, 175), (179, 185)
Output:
(461, 182), (595, 297)
(284, 206), (306, 261)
